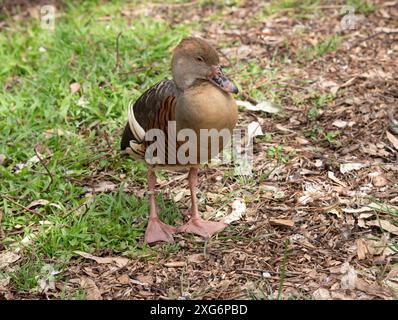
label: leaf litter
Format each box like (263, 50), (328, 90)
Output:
(3, 0), (398, 300)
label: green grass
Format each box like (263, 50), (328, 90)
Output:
(0, 0), (193, 294)
(346, 0), (376, 14)
(0, 0), (382, 299)
(297, 35), (342, 61)
(261, 0), (322, 16)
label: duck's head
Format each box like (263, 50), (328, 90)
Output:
(171, 37), (238, 94)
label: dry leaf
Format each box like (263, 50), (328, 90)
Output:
(364, 236), (388, 256)
(118, 274), (131, 285)
(269, 218), (294, 227)
(386, 265), (398, 280)
(295, 137), (309, 145)
(332, 120), (348, 128)
(0, 251), (21, 269)
(343, 207), (373, 214)
(88, 181), (117, 193)
(386, 131), (398, 150)
(319, 79), (339, 95)
(340, 262), (357, 289)
(44, 128), (74, 139)
(27, 199), (50, 208)
(340, 163), (365, 174)
(236, 100), (279, 113)
(36, 264), (60, 292)
(14, 155), (40, 173)
(247, 121), (264, 140)
(356, 239), (368, 260)
(0, 276), (10, 290)
(81, 277), (102, 300)
(75, 251), (129, 268)
(366, 220), (398, 236)
(70, 82), (81, 94)
(173, 189), (189, 203)
(372, 174), (388, 187)
(312, 288), (331, 300)
(355, 279), (391, 299)
(0, 154), (5, 166)
(26, 199), (62, 210)
(223, 199), (246, 224)
(187, 254), (205, 264)
(327, 171), (347, 187)
(275, 124), (295, 133)
(164, 261), (186, 268)
(136, 275), (153, 285)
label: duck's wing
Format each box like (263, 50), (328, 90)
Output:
(121, 80), (178, 160)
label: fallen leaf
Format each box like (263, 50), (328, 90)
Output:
(356, 239), (368, 260)
(13, 155), (40, 173)
(36, 264), (60, 292)
(332, 120), (348, 128)
(69, 82), (81, 94)
(136, 275), (153, 285)
(275, 124), (295, 133)
(355, 278), (391, 299)
(343, 207), (373, 214)
(366, 220), (398, 236)
(27, 199), (50, 208)
(372, 174), (388, 187)
(43, 128), (74, 139)
(269, 218), (294, 227)
(327, 171), (347, 187)
(164, 261), (186, 268)
(173, 189), (189, 202)
(223, 199), (246, 224)
(391, 196), (398, 204)
(247, 121), (264, 140)
(0, 154), (6, 166)
(75, 251), (129, 268)
(117, 274), (131, 285)
(87, 181), (117, 193)
(312, 288), (331, 300)
(340, 262), (357, 290)
(330, 291), (353, 300)
(340, 163), (366, 174)
(81, 277), (102, 300)
(0, 276), (10, 291)
(0, 251), (21, 269)
(319, 79), (339, 95)
(295, 137), (309, 145)
(187, 254), (205, 264)
(386, 265), (398, 280)
(328, 208), (342, 219)
(386, 131), (398, 150)
(361, 143), (391, 157)
(363, 235), (388, 256)
(26, 199), (62, 210)
(236, 100), (279, 114)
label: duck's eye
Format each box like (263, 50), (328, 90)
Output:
(195, 56), (204, 63)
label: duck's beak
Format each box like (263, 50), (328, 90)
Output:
(207, 65), (239, 94)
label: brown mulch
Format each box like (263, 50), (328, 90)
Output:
(2, 0), (398, 300)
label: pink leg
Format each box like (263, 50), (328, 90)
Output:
(145, 169), (176, 244)
(177, 167), (227, 238)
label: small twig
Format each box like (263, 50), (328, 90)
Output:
(34, 146), (54, 192)
(349, 30), (398, 50)
(241, 92), (258, 105)
(113, 32), (123, 72)
(1, 193), (38, 215)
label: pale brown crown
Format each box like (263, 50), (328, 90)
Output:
(172, 37), (219, 66)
